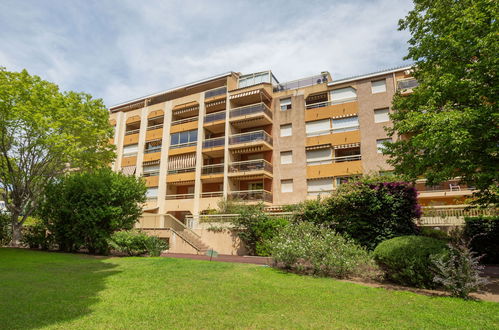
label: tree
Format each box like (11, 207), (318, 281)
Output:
(0, 68), (115, 245)
(384, 0), (498, 205)
(38, 168), (146, 254)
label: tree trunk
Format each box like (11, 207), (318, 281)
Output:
(9, 219), (22, 247)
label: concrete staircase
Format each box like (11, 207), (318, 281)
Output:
(164, 214), (210, 254)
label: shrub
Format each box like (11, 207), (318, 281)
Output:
(0, 213), (10, 246)
(21, 221), (54, 250)
(463, 216), (499, 264)
(38, 168), (147, 254)
(231, 203), (289, 256)
(431, 237), (488, 299)
(271, 222), (380, 279)
(373, 236), (448, 288)
(420, 227), (450, 241)
(296, 176), (420, 250)
(109, 230), (168, 257)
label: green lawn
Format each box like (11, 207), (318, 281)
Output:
(1, 248), (498, 329)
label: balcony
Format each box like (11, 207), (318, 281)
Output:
(306, 98), (358, 110)
(229, 130), (273, 152)
(273, 74), (329, 92)
(201, 164), (224, 175)
(397, 78), (419, 90)
(229, 103), (273, 129)
(204, 111), (226, 124)
(229, 189), (272, 203)
(201, 191), (223, 198)
(205, 86), (227, 100)
(202, 137), (225, 149)
(167, 167), (195, 175)
(171, 116), (198, 126)
(169, 141), (197, 149)
(229, 159), (272, 178)
(165, 193), (194, 200)
(307, 155), (361, 166)
(125, 129), (140, 136)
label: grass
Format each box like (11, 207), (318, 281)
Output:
(1, 248), (498, 329)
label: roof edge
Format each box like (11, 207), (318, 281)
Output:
(328, 66), (413, 86)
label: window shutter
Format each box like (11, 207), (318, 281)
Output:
(305, 119), (330, 135)
(306, 148), (331, 162)
(307, 178), (333, 192)
(280, 151), (293, 164)
(332, 116), (359, 132)
(371, 79), (387, 93)
(281, 179), (293, 193)
(280, 124), (292, 137)
(330, 87), (357, 102)
(123, 144), (139, 156)
(374, 108), (389, 123)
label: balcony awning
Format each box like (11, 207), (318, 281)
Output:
(230, 146), (263, 154)
(333, 142), (360, 150)
(173, 101), (198, 110)
(206, 99), (226, 107)
(306, 92), (328, 102)
(121, 165), (136, 176)
(168, 180), (195, 186)
(126, 115), (141, 124)
(230, 174), (268, 181)
(146, 139), (162, 147)
(148, 110), (164, 118)
(331, 113), (358, 120)
(229, 88), (271, 102)
(305, 144), (331, 151)
(143, 160), (160, 166)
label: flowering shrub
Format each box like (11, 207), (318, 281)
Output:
(295, 176), (420, 249)
(271, 222), (380, 279)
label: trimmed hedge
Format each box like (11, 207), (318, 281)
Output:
(463, 216), (499, 264)
(373, 236), (448, 288)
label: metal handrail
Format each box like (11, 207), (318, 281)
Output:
(201, 191), (223, 198)
(142, 171), (159, 177)
(122, 152), (138, 157)
(306, 97), (358, 110)
(147, 124), (163, 131)
(125, 129), (140, 135)
(171, 116), (198, 126)
(306, 155), (361, 166)
(307, 126), (360, 137)
(230, 102), (273, 119)
(169, 141), (197, 149)
(144, 148), (161, 154)
(229, 130), (273, 146)
(165, 193), (195, 200)
(229, 159), (273, 173)
(204, 111), (226, 123)
(273, 74), (328, 92)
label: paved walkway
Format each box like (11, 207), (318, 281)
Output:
(161, 252), (272, 265)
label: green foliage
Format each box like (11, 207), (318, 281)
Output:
(373, 236), (448, 288)
(385, 0), (499, 205)
(39, 168), (146, 254)
(0, 213), (10, 246)
(21, 220), (54, 250)
(295, 176), (420, 250)
(420, 227), (450, 241)
(271, 222), (380, 279)
(0, 67), (115, 245)
(109, 230), (168, 257)
(463, 216), (499, 264)
(432, 237), (488, 299)
(231, 203), (289, 256)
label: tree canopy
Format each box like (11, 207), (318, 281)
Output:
(0, 68), (115, 244)
(384, 0), (498, 204)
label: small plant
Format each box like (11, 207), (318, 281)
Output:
(109, 230), (168, 257)
(431, 237), (488, 299)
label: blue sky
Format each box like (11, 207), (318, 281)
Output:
(0, 0), (413, 106)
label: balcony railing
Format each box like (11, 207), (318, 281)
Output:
(201, 191), (223, 198)
(307, 155), (361, 166)
(147, 124), (163, 131)
(122, 152), (138, 157)
(202, 164), (224, 175)
(202, 137), (225, 149)
(307, 126), (359, 137)
(306, 97), (358, 110)
(165, 193), (194, 200)
(142, 171), (159, 177)
(169, 141), (197, 149)
(230, 103), (272, 119)
(204, 111), (226, 124)
(171, 116), (198, 126)
(205, 86), (227, 99)
(273, 74), (329, 92)
(229, 130), (273, 146)
(397, 78), (419, 90)
(144, 147), (161, 154)
(167, 167), (195, 175)
(230, 189), (272, 203)
(229, 159), (272, 174)
(125, 129), (140, 136)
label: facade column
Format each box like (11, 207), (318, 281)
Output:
(113, 111), (125, 172)
(192, 93), (205, 223)
(158, 101), (173, 215)
(222, 91), (231, 199)
(135, 105), (149, 177)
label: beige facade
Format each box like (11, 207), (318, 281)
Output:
(109, 67), (475, 254)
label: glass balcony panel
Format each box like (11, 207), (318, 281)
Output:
(201, 164), (224, 175)
(229, 130), (273, 146)
(229, 160), (272, 173)
(205, 86), (227, 99)
(204, 111), (226, 123)
(230, 103), (272, 119)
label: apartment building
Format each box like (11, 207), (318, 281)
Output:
(109, 67), (475, 253)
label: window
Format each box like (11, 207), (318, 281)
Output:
(332, 116), (359, 133)
(123, 144), (138, 157)
(306, 148), (332, 165)
(170, 129), (198, 147)
(335, 176), (355, 187)
(280, 151), (293, 164)
(330, 87), (357, 103)
(248, 182), (264, 190)
(377, 138), (391, 153)
(280, 97), (292, 111)
(281, 179), (293, 193)
(374, 108), (390, 123)
(305, 119), (330, 136)
(280, 124), (292, 137)
(146, 187), (158, 198)
(143, 164), (160, 177)
(371, 79), (387, 94)
(307, 178), (333, 195)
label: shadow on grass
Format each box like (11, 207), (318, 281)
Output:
(0, 248), (120, 329)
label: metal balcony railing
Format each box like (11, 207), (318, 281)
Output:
(306, 125), (360, 137)
(205, 86), (227, 99)
(229, 189), (272, 203)
(171, 116), (198, 126)
(201, 164), (224, 175)
(169, 141), (197, 149)
(165, 193), (195, 200)
(202, 137), (225, 149)
(144, 147), (161, 154)
(397, 78), (419, 90)
(230, 103), (273, 120)
(229, 130), (273, 146)
(229, 159), (272, 173)
(201, 191), (223, 198)
(125, 129), (140, 136)
(306, 155), (361, 166)
(142, 171), (159, 177)
(167, 167), (195, 175)
(147, 124), (163, 131)
(204, 111), (226, 124)
(306, 97), (358, 110)
(273, 74), (329, 92)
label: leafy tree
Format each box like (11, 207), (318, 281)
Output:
(385, 0), (498, 205)
(38, 168), (146, 254)
(0, 68), (115, 245)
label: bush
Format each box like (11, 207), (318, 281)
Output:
(38, 168), (147, 254)
(109, 230), (168, 257)
(463, 216), (499, 264)
(296, 176), (420, 250)
(432, 237), (488, 299)
(21, 221), (54, 250)
(231, 203), (289, 256)
(0, 213), (10, 246)
(373, 236), (448, 288)
(420, 227), (450, 241)
(271, 222), (379, 279)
